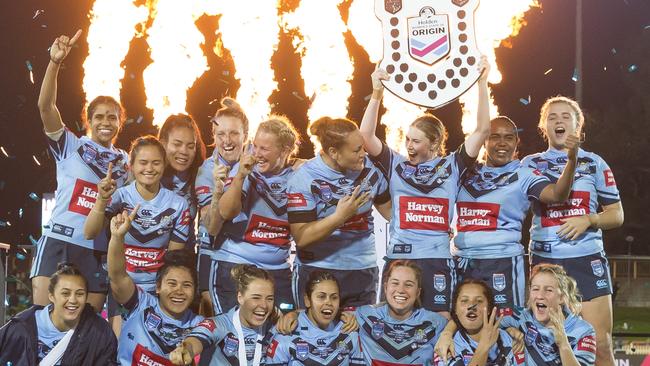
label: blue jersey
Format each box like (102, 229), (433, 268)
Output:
(370, 144), (473, 260)
(35, 304), (66, 364)
(286, 154), (390, 270)
(195, 151), (240, 258)
(453, 160), (550, 258)
(118, 287), (203, 366)
(500, 307), (596, 366)
(161, 169), (198, 246)
(106, 182), (191, 290)
(266, 311), (364, 366)
(216, 166), (295, 269)
(44, 128), (129, 250)
(435, 329), (522, 366)
(356, 303), (448, 365)
(521, 148), (621, 258)
(188, 307), (273, 366)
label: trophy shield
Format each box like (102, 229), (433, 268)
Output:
(375, 0), (482, 109)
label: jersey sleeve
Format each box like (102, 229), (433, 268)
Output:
(105, 188), (126, 216)
(264, 331), (293, 365)
(453, 143), (476, 176)
(520, 167), (551, 201)
(120, 286), (155, 319)
(368, 143), (395, 180)
(187, 316), (228, 351)
(46, 127), (81, 162)
(195, 164), (214, 209)
(498, 307), (525, 331)
(286, 173), (318, 223)
(594, 156), (620, 206)
(171, 198), (191, 244)
(373, 166), (391, 205)
(574, 327), (597, 366)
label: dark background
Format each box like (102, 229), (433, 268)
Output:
(0, 0), (648, 304)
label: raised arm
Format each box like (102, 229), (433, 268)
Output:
(84, 162), (117, 239)
(290, 186), (369, 248)
(38, 30), (82, 134)
(359, 68), (390, 157)
(463, 56), (491, 158)
(219, 153), (255, 220)
(467, 308), (502, 366)
(107, 207), (138, 305)
(539, 134), (579, 203)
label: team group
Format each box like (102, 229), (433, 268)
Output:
(0, 30), (624, 366)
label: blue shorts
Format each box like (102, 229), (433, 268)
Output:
(293, 263), (378, 309)
(381, 258), (456, 313)
(30, 236), (109, 294)
(455, 255), (526, 314)
(530, 251), (612, 301)
(197, 252), (213, 292)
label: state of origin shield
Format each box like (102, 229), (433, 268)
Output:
(375, 0), (482, 108)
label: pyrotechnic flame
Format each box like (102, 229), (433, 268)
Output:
(82, 0), (148, 102)
(283, 0), (354, 125)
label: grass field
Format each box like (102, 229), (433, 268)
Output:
(614, 307), (650, 337)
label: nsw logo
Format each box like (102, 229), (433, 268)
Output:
(492, 273), (506, 292)
(434, 274), (446, 292)
(591, 259), (604, 277)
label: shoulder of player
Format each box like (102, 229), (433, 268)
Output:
(416, 307), (448, 324)
(520, 152), (542, 166)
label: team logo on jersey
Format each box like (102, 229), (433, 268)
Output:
(535, 161), (548, 172)
(224, 335), (239, 357)
(492, 274), (506, 292)
(81, 144), (98, 163)
(402, 164), (417, 179)
(145, 312), (162, 330)
(336, 340), (349, 355)
(415, 328), (427, 344)
(591, 260), (604, 277)
(524, 325), (538, 346)
(197, 319), (216, 332)
(372, 321), (385, 339)
(296, 342), (309, 360)
(160, 215), (172, 228)
(319, 183), (333, 202)
(434, 274), (446, 292)
(604, 169), (616, 187)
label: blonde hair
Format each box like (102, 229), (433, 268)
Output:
(530, 263), (582, 315)
(309, 117), (358, 151)
(537, 96), (585, 141)
(230, 264), (274, 294)
(257, 115), (300, 158)
(411, 114), (448, 156)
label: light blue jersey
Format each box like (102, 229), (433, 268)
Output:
(356, 303), (448, 365)
(35, 305), (66, 364)
(117, 287), (203, 366)
(215, 166), (295, 269)
(286, 155), (390, 270)
(370, 144), (474, 260)
(453, 160), (550, 258)
(161, 169), (198, 246)
(500, 307), (596, 366)
(521, 148), (620, 258)
(44, 128), (129, 250)
(266, 311), (364, 365)
(435, 329), (522, 366)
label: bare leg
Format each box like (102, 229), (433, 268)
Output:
(581, 295), (615, 366)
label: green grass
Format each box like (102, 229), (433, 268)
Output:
(614, 307), (650, 335)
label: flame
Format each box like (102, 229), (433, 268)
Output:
(283, 0), (354, 123)
(82, 0), (148, 102)
(213, 0), (281, 133)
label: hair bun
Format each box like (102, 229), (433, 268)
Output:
(163, 249), (194, 268)
(221, 97), (242, 111)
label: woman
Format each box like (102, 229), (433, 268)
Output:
(194, 97), (248, 315)
(217, 116), (301, 311)
(266, 270), (364, 365)
(31, 29), (129, 312)
(158, 113), (207, 248)
(107, 207), (203, 365)
(286, 117), (391, 308)
(436, 279), (521, 366)
(453, 116), (579, 314)
(170, 264), (277, 366)
(359, 58), (491, 315)
(437, 264), (596, 366)
(85, 136), (191, 292)
(522, 96), (623, 365)
(0, 263), (117, 365)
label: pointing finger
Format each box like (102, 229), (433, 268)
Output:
(69, 29), (82, 46)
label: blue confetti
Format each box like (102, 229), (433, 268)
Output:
(516, 128), (525, 133)
(611, 48), (617, 55)
(25, 61), (33, 71)
(628, 64), (638, 72)
(571, 68), (579, 82)
(29, 235), (39, 245)
(18, 208), (23, 218)
(136, 115), (144, 124)
(16, 252), (26, 261)
(0, 220), (8, 227)
(29, 192), (40, 201)
(519, 96), (531, 105)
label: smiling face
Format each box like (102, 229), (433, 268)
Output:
(238, 279), (275, 328)
(163, 126), (197, 173)
(131, 145), (165, 188)
(253, 130), (290, 175)
(213, 115), (246, 164)
(48, 275), (87, 327)
(485, 118), (518, 167)
(156, 267), (195, 318)
(543, 102), (579, 150)
(327, 130), (366, 171)
(528, 272), (564, 325)
(89, 103), (121, 147)
(454, 283), (489, 335)
(304, 280), (340, 330)
(384, 266), (421, 320)
(405, 126), (437, 163)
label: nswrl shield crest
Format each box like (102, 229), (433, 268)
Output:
(434, 274), (446, 292)
(375, 0), (482, 109)
(591, 260), (604, 277)
(493, 273), (506, 292)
